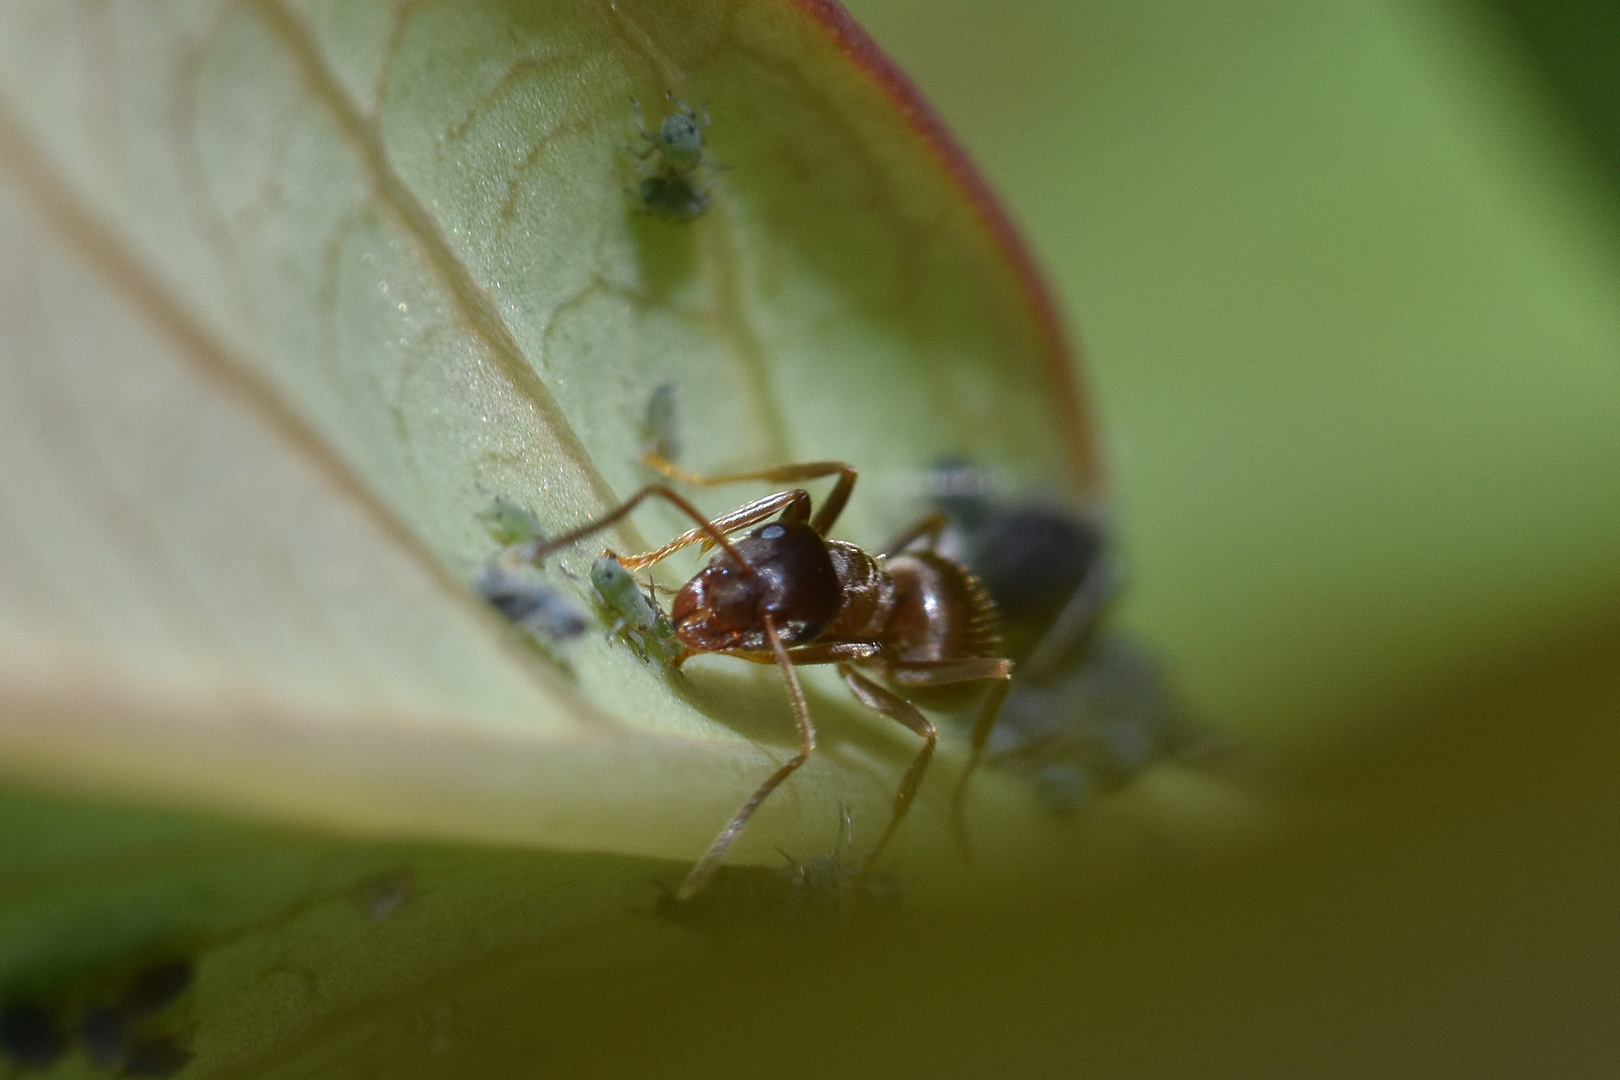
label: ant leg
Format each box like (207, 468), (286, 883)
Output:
(518, 485), (750, 572)
(676, 614), (815, 901)
(884, 659), (1014, 860)
(837, 665), (937, 881)
(881, 512), (948, 556)
(717, 640), (882, 669)
(619, 490), (809, 571)
(642, 454), (858, 537)
(888, 657), (1012, 687)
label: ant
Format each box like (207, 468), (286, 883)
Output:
(520, 457), (1014, 900)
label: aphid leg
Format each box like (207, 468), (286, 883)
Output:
(629, 95), (653, 142)
(641, 454), (858, 536)
(519, 484), (751, 573)
(881, 512), (949, 556)
(677, 614), (815, 900)
(837, 665), (937, 881)
(888, 658), (1015, 860)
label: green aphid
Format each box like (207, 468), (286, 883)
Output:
(641, 381), (680, 464)
(629, 93), (714, 222)
(591, 555), (683, 666)
(477, 498), (542, 547)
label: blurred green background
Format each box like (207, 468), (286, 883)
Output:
(842, 0), (1620, 753)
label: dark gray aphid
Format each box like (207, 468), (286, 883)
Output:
(926, 459), (1220, 814)
(476, 564), (589, 644)
(0, 1001), (64, 1069)
(80, 956), (196, 1072)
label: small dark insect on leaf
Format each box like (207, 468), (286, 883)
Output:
(654, 807), (900, 937)
(0, 1001), (65, 1069)
(475, 564), (589, 644)
(79, 956), (195, 1072)
(79, 1004), (127, 1069)
(927, 459), (1227, 813)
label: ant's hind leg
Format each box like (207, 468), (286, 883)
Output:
(887, 658), (1014, 861)
(837, 666), (937, 881)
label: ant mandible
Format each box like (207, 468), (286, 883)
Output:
(520, 457), (1014, 900)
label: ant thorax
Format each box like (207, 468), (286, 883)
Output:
(822, 541), (897, 639)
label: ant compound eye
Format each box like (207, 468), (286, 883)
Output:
(759, 524), (786, 540)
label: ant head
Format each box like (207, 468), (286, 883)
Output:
(671, 520), (840, 652)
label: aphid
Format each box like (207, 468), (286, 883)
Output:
(655, 807), (899, 936)
(927, 460), (1216, 812)
(475, 499), (589, 646)
(640, 381), (680, 465)
(79, 957), (195, 1073)
(590, 554), (682, 665)
(628, 93), (713, 221)
(0, 1000), (64, 1069)
(475, 564), (589, 644)
(927, 458), (1114, 671)
(476, 497), (543, 547)
(776, 806), (901, 929)
(355, 869), (415, 923)
(520, 456), (1013, 899)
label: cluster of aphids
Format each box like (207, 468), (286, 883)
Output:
(476, 498), (682, 666)
(1, 958), (192, 1077)
(627, 93), (714, 221)
(926, 461), (1219, 813)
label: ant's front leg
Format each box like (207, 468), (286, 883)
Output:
(617, 490), (810, 571)
(519, 485), (749, 572)
(642, 454), (858, 537)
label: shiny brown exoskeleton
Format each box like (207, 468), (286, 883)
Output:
(521, 458), (1013, 900)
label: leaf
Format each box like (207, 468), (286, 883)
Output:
(0, 1), (1174, 1069)
(0, 0), (1102, 867)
